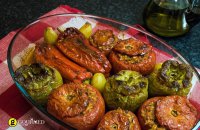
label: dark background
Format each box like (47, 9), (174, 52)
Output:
(0, 0), (200, 68)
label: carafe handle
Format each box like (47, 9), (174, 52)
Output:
(186, 0), (200, 27)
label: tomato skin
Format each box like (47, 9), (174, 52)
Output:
(89, 29), (118, 56)
(156, 95), (198, 130)
(137, 97), (165, 130)
(109, 38), (156, 75)
(47, 83), (105, 130)
(97, 108), (141, 130)
(109, 50), (156, 75)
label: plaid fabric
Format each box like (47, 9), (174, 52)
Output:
(0, 5), (82, 130)
(0, 5), (199, 130)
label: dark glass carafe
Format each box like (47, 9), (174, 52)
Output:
(143, 0), (200, 37)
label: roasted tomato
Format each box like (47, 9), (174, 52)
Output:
(97, 108), (141, 130)
(109, 38), (156, 75)
(148, 60), (193, 96)
(103, 70), (148, 112)
(56, 27), (112, 76)
(156, 95), (198, 130)
(137, 97), (166, 130)
(35, 43), (92, 82)
(89, 29), (118, 56)
(47, 83), (105, 130)
(14, 63), (63, 105)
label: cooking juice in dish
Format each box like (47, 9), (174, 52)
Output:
(143, 0), (190, 37)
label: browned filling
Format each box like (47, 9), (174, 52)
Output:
(90, 29), (118, 52)
(98, 109), (138, 130)
(48, 83), (97, 118)
(117, 53), (150, 64)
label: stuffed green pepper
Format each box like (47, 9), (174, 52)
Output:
(103, 70), (148, 112)
(148, 60), (193, 96)
(14, 63), (63, 105)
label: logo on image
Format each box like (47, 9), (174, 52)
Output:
(8, 117), (45, 127)
(8, 118), (17, 127)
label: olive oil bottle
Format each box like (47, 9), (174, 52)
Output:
(143, 0), (190, 37)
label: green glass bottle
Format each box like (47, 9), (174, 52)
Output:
(143, 0), (190, 37)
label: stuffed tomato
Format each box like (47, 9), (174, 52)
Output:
(47, 83), (105, 130)
(109, 38), (156, 75)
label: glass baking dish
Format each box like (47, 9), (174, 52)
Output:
(7, 14), (200, 129)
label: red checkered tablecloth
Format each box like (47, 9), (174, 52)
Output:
(0, 5), (83, 130)
(1, 5), (200, 130)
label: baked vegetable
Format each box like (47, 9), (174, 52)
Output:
(97, 108), (141, 130)
(35, 43), (92, 82)
(103, 70), (148, 112)
(44, 27), (58, 44)
(47, 83), (105, 130)
(14, 63), (63, 105)
(12, 44), (35, 68)
(79, 22), (92, 39)
(109, 38), (156, 75)
(156, 95), (197, 130)
(56, 27), (111, 76)
(91, 73), (107, 93)
(137, 97), (166, 130)
(89, 29), (118, 55)
(148, 60), (193, 96)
